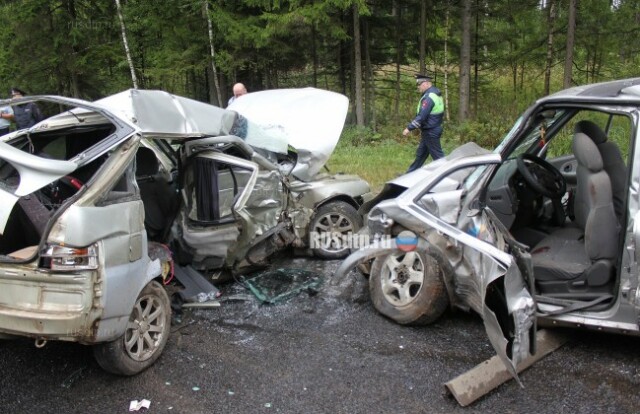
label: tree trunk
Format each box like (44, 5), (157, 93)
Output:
(419, 0), (427, 74)
(338, 41), (346, 95)
(563, 0), (576, 88)
(459, 0), (471, 122)
(312, 23), (318, 88)
(544, 0), (556, 95)
(394, 0), (402, 123)
(510, 41), (517, 95)
(353, 4), (364, 126)
(114, 0), (138, 89)
(338, 12), (347, 96)
(473, 0), (479, 118)
(65, 0), (80, 97)
(364, 17), (376, 129)
(443, 4), (450, 122)
(204, 1), (223, 106)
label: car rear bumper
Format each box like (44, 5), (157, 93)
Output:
(0, 266), (100, 341)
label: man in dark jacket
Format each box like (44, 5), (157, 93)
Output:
(6, 88), (44, 130)
(402, 74), (445, 172)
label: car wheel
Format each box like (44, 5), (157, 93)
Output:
(93, 281), (171, 376)
(369, 250), (448, 325)
(309, 201), (362, 260)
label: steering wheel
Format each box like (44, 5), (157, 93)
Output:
(516, 154), (566, 199)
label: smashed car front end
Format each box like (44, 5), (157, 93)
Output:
(336, 152), (536, 375)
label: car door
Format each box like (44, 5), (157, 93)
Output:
(337, 154), (537, 378)
(402, 156), (537, 378)
(179, 147), (280, 267)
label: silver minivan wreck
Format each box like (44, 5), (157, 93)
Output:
(0, 88), (369, 375)
(337, 78), (640, 378)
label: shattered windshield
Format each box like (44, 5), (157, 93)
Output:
(229, 114), (288, 155)
(505, 109), (566, 159)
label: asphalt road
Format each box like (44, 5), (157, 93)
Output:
(1, 255), (640, 413)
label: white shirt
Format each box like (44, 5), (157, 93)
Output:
(0, 106), (13, 128)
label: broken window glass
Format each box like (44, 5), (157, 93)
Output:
(243, 268), (323, 303)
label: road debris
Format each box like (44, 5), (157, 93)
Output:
(182, 301), (221, 308)
(60, 367), (85, 389)
(243, 268), (323, 303)
(129, 399), (151, 411)
(445, 329), (569, 406)
(174, 265), (220, 303)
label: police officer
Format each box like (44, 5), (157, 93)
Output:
(5, 88), (44, 130)
(402, 74), (445, 172)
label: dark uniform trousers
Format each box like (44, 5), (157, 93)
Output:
(406, 126), (444, 173)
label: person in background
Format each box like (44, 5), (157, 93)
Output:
(0, 104), (13, 136)
(6, 87), (44, 130)
(227, 83), (247, 107)
(402, 74), (445, 173)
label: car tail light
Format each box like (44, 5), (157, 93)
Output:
(40, 244), (99, 271)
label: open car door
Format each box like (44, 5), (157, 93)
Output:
(336, 154), (537, 378)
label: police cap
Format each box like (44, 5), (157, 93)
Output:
(415, 74), (432, 85)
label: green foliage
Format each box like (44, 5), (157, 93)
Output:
(0, 0), (638, 181)
(446, 120), (510, 151)
(329, 136), (416, 191)
(338, 125), (383, 146)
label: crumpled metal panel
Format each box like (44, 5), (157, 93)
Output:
(418, 189), (463, 225)
(49, 138), (142, 247)
(93, 89), (237, 138)
(179, 212), (240, 261)
(289, 174), (371, 210)
(0, 142), (76, 197)
(228, 88), (349, 181)
(240, 169), (284, 240)
(337, 152), (535, 377)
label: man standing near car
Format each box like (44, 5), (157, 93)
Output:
(402, 74), (445, 172)
(5, 88), (44, 130)
(227, 83), (247, 107)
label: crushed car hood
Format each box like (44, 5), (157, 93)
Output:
(228, 88), (349, 181)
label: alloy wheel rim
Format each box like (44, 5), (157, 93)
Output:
(124, 294), (166, 362)
(380, 252), (425, 306)
(313, 212), (354, 253)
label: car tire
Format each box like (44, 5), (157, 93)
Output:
(369, 250), (448, 325)
(309, 201), (362, 260)
(93, 281), (171, 376)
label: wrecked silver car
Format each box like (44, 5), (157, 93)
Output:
(0, 88), (369, 375)
(337, 77), (640, 378)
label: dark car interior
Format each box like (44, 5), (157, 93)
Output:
(0, 125), (114, 256)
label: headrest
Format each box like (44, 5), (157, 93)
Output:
(573, 133), (603, 172)
(574, 120), (607, 145)
(135, 147), (159, 177)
